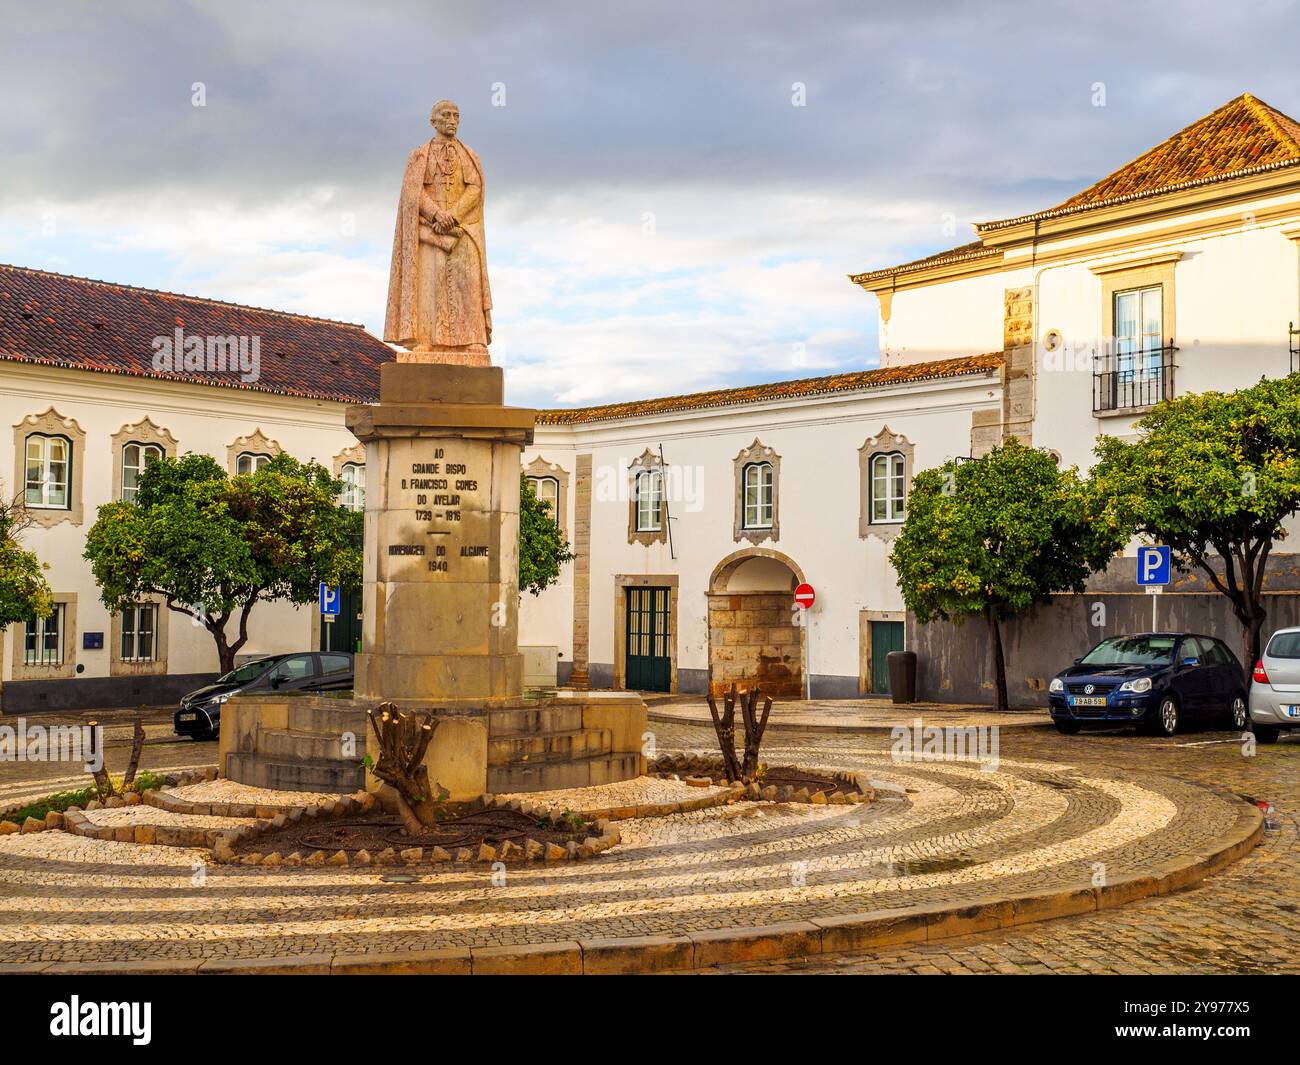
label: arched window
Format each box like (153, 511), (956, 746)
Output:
(527, 474), (560, 525)
(25, 433), (71, 509)
(121, 442), (163, 502)
(870, 452), (907, 523)
(340, 462), (365, 511)
(635, 469), (663, 532)
(236, 452), (273, 475)
(741, 461), (774, 529)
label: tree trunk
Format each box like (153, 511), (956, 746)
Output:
(705, 686), (742, 781)
(122, 715), (145, 789)
(739, 687), (773, 780)
(366, 703), (445, 832)
(986, 605), (1009, 712)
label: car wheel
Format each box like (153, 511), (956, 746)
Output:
(1229, 694), (1248, 731)
(1151, 696), (1179, 737)
(1054, 720), (1081, 735)
(1254, 725), (1281, 744)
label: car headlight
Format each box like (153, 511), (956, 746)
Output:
(1049, 677), (1064, 693)
(1118, 677), (1152, 694)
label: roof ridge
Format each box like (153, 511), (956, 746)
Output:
(536, 353), (1003, 424)
(0, 262), (371, 330)
(1241, 92), (1300, 153)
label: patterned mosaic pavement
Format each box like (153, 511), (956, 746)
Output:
(0, 719), (1265, 970)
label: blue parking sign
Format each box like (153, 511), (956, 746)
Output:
(1136, 545), (1171, 587)
(319, 583), (341, 616)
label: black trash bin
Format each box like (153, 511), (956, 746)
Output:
(887, 650), (917, 704)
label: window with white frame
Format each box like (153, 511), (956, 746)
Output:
(236, 452), (273, 475)
(340, 462), (365, 512)
(870, 452), (907, 524)
(25, 433), (70, 509)
(120, 604), (157, 662)
(121, 442), (163, 502)
(24, 604), (65, 666)
(741, 462), (774, 529)
(527, 474), (560, 525)
(1114, 284), (1163, 377)
(635, 469), (663, 532)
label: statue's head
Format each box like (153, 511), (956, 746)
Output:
(430, 100), (460, 138)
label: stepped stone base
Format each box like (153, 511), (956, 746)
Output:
(220, 690), (648, 799)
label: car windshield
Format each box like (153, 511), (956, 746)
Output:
(216, 658), (276, 685)
(1080, 636), (1176, 666)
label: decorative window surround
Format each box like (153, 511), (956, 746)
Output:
(226, 429), (283, 474)
(333, 443), (367, 512)
(11, 593), (78, 681)
(627, 448), (668, 547)
(524, 455), (571, 537)
(732, 439), (781, 545)
(111, 417), (178, 502)
(13, 408), (86, 527)
(859, 426), (914, 541)
(110, 597), (168, 677)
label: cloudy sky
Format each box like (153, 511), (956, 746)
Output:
(2, 0), (1298, 407)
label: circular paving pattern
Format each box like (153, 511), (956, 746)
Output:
(0, 723), (1260, 972)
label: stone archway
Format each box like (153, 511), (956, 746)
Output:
(707, 548), (805, 698)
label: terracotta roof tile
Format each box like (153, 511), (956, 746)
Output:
(536, 353), (1002, 425)
(978, 93), (1300, 231)
(849, 241), (1001, 286)
(0, 264), (394, 403)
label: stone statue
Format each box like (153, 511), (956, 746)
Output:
(384, 100), (493, 365)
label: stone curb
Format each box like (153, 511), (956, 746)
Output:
(212, 790), (620, 866)
(486, 781), (745, 822)
(648, 709), (1048, 735)
(57, 769), (228, 848)
(647, 756), (873, 806)
(27, 785), (1263, 975)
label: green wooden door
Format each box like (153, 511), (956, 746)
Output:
(320, 587), (362, 654)
(626, 586), (672, 692)
(870, 620), (904, 694)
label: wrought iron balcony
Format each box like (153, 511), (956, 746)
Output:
(1290, 322), (1299, 375)
(1093, 342), (1177, 414)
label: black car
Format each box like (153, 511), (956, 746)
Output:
(174, 651), (354, 740)
(1048, 632), (1248, 737)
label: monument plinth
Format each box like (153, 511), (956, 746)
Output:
(219, 100), (647, 800)
(346, 362), (535, 708)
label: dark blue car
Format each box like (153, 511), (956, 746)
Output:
(1048, 632), (1248, 737)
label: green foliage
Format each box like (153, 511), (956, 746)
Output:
(0, 490), (53, 629)
(84, 452), (362, 669)
(892, 440), (1124, 625)
(1090, 374), (1300, 663)
(3, 770), (164, 826)
(519, 475), (575, 596)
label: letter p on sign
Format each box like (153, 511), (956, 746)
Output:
(1136, 545), (1171, 587)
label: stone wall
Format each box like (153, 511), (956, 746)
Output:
(707, 591), (802, 696)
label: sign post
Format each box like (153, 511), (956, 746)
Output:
(1136, 546), (1171, 630)
(793, 583), (815, 700)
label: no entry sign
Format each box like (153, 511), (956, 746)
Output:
(793, 583), (816, 609)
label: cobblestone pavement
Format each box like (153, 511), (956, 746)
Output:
(0, 742), (218, 813)
(650, 699), (1046, 732)
(0, 715), (1272, 969)
(705, 725), (1299, 974)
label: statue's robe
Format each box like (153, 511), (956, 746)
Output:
(384, 138), (492, 350)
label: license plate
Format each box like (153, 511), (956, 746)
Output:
(1070, 696), (1107, 707)
(178, 713), (197, 722)
(1287, 706), (1300, 719)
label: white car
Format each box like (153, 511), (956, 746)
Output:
(1247, 627), (1300, 743)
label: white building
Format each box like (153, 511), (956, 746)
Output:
(0, 266), (389, 711)
(8, 92), (1300, 710)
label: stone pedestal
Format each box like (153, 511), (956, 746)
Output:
(345, 362), (535, 708)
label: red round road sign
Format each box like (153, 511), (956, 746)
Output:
(793, 583), (816, 609)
